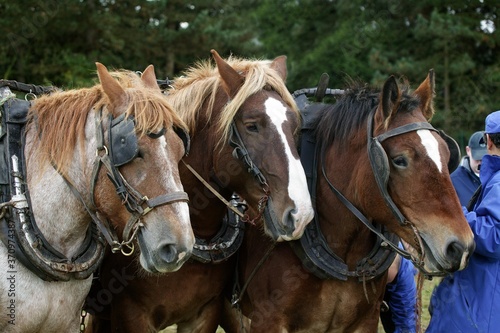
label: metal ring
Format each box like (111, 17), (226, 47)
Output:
(95, 145), (108, 157)
(121, 242), (135, 256)
(25, 91), (37, 101)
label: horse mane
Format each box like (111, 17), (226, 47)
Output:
(165, 55), (299, 147)
(313, 79), (419, 153)
(28, 69), (186, 177)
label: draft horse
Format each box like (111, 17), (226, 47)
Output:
(86, 50), (314, 332)
(0, 63), (194, 332)
(221, 71), (476, 333)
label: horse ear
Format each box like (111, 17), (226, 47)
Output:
(377, 76), (400, 127)
(270, 55), (287, 82)
(211, 49), (244, 99)
(96, 62), (126, 108)
(141, 64), (160, 91)
(414, 69), (435, 121)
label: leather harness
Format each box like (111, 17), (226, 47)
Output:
(0, 86), (190, 281)
(290, 101), (398, 281)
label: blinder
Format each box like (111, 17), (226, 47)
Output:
(368, 116), (440, 185)
(109, 115), (191, 167)
(439, 129), (461, 173)
(109, 114), (138, 167)
(174, 126), (190, 156)
(367, 112), (455, 226)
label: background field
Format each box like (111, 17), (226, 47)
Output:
(160, 277), (440, 332)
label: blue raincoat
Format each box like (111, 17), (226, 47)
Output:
(384, 257), (417, 333)
(427, 154), (500, 333)
(451, 156), (481, 206)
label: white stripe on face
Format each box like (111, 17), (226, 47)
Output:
(417, 129), (443, 173)
(265, 97), (313, 228)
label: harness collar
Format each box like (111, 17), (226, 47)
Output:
(0, 91), (190, 281)
(0, 92), (105, 281)
(191, 195), (246, 263)
(290, 106), (398, 281)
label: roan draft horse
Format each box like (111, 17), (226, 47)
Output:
(0, 63), (194, 332)
(221, 71), (475, 333)
(85, 50), (314, 333)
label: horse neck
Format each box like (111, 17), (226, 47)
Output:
(182, 134), (233, 239)
(316, 146), (378, 267)
(23, 119), (95, 258)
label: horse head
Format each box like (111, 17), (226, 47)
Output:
(210, 50), (314, 241)
(368, 71), (475, 274)
(94, 63), (194, 273)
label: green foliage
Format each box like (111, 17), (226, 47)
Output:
(0, 0), (498, 140)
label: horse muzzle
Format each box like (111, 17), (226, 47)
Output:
(136, 227), (194, 273)
(263, 197), (313, 242)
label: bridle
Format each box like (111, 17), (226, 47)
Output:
(321, 108), (443, 276)
(290, 81), (460, 281)
(228, 122), (271, 225)
(0, 103), (191, 282)
(1, 85), (191, 281)
(75, 107), (190, 256)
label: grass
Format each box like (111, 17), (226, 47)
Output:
(417, 277), (441, 332)
(160, 277), (440, 332)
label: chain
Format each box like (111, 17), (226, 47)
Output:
(80, 309), (87, 332)
(0, 199), (23, 219)
(240, 184), (270, 225)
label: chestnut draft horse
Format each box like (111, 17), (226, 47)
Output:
(86, 50), (314, 332)
(0, 63), (194, 333)
(221, 71), (476, 333)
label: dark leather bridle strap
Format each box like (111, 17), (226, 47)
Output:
(229, 122), (268, 187)
(321, 162), (423, 269)
(367, 113), (439, 226)
(68, 107), (189, 255)
(375, 122), (437, 142)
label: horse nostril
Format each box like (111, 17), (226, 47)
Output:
(446, 241), (465, 270)
(284, 208), (297, 230)
(159, 244), (178, 264)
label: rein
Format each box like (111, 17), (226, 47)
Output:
(180, 120), (271, 263)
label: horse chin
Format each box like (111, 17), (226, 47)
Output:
(263, 221), (296, 242)
(403, 240), (449, 277)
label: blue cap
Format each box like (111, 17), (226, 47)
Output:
(485, 110), (500, 134)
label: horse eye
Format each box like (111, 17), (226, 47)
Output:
(392, 156), (408, 168)
(246, 123), (259, 133)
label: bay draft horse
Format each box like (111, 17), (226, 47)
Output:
(0, 63), (194, 333)
(221, 71), (476, 333)
(85, 50), (314, 332)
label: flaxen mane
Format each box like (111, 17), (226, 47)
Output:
(165, 55), (299, 147)
(28, 70), (186, 177)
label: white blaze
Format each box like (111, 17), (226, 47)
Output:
(265, 98), (314, 235)
(417, 129), (443, 173)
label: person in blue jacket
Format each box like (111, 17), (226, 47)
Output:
(380, 253), (417, 333)
(427, 110), (500, 333)
(451, 131), (487, 206)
